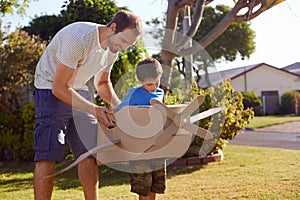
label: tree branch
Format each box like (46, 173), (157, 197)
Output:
(176, 0), (214, 6)
(235, 0), (285, 22)
(235, 0), (262, 22)
(175, 0), (206, 50)
(175, 0), (196, 7)
(177, 0), (243, 56)
(162, 0), (181, 51)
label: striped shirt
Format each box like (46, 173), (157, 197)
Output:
(34, 22), (118, 91)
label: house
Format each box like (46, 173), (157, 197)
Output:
(198, 63), (300, 115)
(283, 62), (300, 75)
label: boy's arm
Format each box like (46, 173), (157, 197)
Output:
(115, 89), (135, 110)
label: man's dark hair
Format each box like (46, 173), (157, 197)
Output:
(107, 10), (143, 35)
(136, 58), (163, 82)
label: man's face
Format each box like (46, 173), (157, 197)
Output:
(107, 29), (140, 53)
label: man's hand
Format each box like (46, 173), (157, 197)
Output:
(95, 106), (116, 128)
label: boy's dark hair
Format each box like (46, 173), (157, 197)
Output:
(136, 58), (163, 82)
(107, 10), (143, 35)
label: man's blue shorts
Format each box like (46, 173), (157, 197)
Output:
(33, 89), (98, 162)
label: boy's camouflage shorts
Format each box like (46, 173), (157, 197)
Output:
(129, 159), (166, 196)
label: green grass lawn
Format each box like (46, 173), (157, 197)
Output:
(1, 145), (299, 200)
(246, 115), (300, 129)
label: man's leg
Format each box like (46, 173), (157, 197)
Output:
(67, 91), (100, 199)
(78, 158), (99, 200)
(33, 89), (72, 199)
(34, 161), (55, 200)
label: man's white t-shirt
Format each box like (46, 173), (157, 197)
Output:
(34, 22), (118, 91)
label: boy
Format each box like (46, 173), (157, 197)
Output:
(117, 58), (166, 200)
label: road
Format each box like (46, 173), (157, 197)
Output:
(229, 122), (300, 150)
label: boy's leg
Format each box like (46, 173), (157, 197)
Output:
(139, 195), (151, 200)
(151, 159), (166, 196)
(130, 160), (152, 198)
(150, 192), (156, 200)
(138, 193), (155, 200)
(130, 172), (152, 197)
(34, 161), (55, 200)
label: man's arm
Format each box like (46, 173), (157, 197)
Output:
(94, 71), (121, 108)
(52, 62), (115, 127)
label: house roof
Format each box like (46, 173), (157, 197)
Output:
(282, 62), (300, 74)
(198, 63), (300, 88)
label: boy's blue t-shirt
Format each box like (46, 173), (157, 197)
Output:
(117, 86), (164, 110)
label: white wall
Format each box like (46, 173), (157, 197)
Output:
(229, 64), (300, 99)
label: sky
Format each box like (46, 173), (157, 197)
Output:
(2, 0), (300, 70)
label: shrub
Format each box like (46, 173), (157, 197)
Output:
(0, 101), (74, 161)
(0, 111), (24, 160)
(279, 90), (300, 115)
(241, 91), (262, 116)
(0, 101), (36, 161)
(20, 101), (35, 160)
(242, 91), (262, 108)
(166, 80), (254, 157)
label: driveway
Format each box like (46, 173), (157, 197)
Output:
(229, 121), (300, 150)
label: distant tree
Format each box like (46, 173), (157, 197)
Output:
(22, 0), (126, 41)
(0, 28), (46, 113)
(22, 15), (63, 41)
(197, 5), (255, 60)
(60, 0), (125, 26)
(0, 0), (34, 18)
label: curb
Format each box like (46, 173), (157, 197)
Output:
(169, 151), (223, 166)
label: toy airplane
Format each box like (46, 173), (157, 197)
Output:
(47, 95), (223, 177)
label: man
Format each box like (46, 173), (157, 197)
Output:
(33, 10), (143, 200)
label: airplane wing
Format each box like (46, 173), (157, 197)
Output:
(45, 139), (121, 178)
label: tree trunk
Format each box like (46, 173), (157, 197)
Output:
(160, 0), (181, 101)
(159, 0), (286, 101)
(160, 50), (175, 101)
